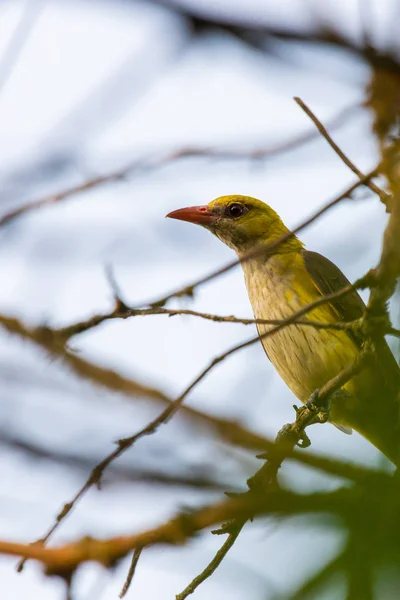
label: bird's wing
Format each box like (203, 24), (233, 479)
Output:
(302, 249), (365, 348)
(303, 249), (400, 386)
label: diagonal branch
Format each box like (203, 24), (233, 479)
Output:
(176, 525), (243, 600)
(119, 548), (143, 598)
(0, 486), (352, 572)
(294, 97), (390, 208)
(0, 106), (356, 229)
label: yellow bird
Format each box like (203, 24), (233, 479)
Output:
(167, 195), (400, 464)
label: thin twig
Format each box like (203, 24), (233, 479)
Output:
(0, 486), (358, 572)
(57, 306), (353, 339)
(56, 305), (400, 341)
(119, 548), (143, 598)
(0, 170), (128, 228)
(0, 105), (357, 228)
(294, 97), (390, 207)
(176, 526), (243, 600)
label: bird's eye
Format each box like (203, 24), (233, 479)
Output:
(227, 203), (246, 218)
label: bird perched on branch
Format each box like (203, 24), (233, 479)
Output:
(167, 195), (400, 464)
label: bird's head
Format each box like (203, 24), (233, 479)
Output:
(166, 195), (302, 255)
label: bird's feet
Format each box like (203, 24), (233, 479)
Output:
(303, 388), (332, 424)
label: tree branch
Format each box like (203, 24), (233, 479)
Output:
(119, 548), (143, 598)
(294, 97), (390, 208)
(56, 304), (400, 341)
(0, 106), (356, 229)
(0, 487), (350, 572)
(176, 525), (243, 600)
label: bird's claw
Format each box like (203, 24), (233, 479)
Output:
(305, 388), (331, 424)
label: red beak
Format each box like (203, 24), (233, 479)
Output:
(166, 205), (216, 226)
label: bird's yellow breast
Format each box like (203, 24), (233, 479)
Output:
(241, 254), (358, 409)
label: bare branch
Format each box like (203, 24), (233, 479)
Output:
(56, 304), (400, 341)
(0, 487), (349, 571)
(57, 305), (354, 339)
(0, 107), (357, 229)
(176, 525), (243, 600)
(0, 170), (128, 228)
(119, 548), (143, 598)
(294, 97), (390, 208)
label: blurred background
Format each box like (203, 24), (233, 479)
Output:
(0, 0), (399, 598)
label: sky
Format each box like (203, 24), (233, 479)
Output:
(0, 1), (398, 599)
